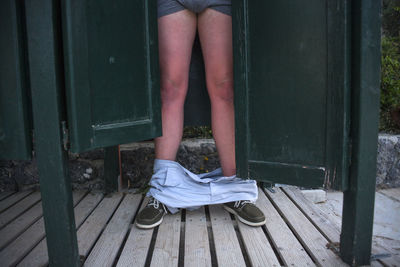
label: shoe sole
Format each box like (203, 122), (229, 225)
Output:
(223, 205), (266, 227)
(135, 216), (164, 229)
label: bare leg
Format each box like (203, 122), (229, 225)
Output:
(198, 9), (236, 176)
(155, 10), (197, 160)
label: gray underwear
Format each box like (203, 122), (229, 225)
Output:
(158, 0), (231, 18)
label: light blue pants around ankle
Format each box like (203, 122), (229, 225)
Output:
(147, 159), (258, 213)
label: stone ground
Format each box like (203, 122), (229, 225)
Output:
(120, 139), (219, 190)
(0, 139), (220, 192)
(377, 134), (400, 188)
(1, 135), (399, 192)
(313, 187), (400, 260)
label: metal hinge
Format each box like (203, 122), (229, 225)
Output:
(61, 121), (69, 151)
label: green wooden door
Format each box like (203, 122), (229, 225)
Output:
(61, 0), (161, 153)
(233, 0), (351, 190)
(0, 0), (32, 160)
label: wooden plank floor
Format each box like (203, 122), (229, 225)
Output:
(0, 187), (367, 267)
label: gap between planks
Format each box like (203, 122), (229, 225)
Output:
(264, 187), (347, 266)
(0, 190), (87, 266)
(1, 187), (360, 267)
(0, 191), (20, 203)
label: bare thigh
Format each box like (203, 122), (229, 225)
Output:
(197, 8), (233, 101)
(158, 10), (197, 102)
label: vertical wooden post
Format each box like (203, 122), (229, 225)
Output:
(24, 0), (80, 266)
(340, 0), (382, 265)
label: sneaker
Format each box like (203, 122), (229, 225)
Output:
(223, 200), (266, 226)
(136, 197), (167, 229)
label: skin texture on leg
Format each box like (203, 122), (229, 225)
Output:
(197, 9), (236, 176)
(155, 10), (197, 160)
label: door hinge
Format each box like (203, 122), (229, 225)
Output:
(61, 121), (69, 151)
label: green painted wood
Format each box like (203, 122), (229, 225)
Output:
(249, 161), (325, 188)
(104, 146), (119, 193)
(232, 0), (250, 179)
(0, 0), (32, 160)
(326, 0), (352, 190)
(340, 0), (382, 265)
(24, 0), (80, 266)
(232, 0), (350, 189)
(61, 0), (161, 153)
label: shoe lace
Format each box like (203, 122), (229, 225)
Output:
(147, 197), (167, 213)
(234, 200), (252, 209)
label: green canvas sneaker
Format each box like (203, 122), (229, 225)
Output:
(136, 197), (167, 229)
(223, 200), (266, 226)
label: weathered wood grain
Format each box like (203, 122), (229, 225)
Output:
(235, 197), (281, 267)
(150, 209), (181, 267)
(0, 191), (32, 212)
(257, 188), (315, 266)
(116, 197), (154, 267)
(184, 207), (211, 267)
(17, 191), (100, 267)
(265, 187), (346, 266)
(0, 191), (40, 228)
(282, 186), (341, 243)
(83, 193), (141, 267)
(0, 201), (43, 250)
(208, 205), (246, 267)
(0, 191), (16, 202)
(379, 188), (400, 203)
(0, 190), (86, 267)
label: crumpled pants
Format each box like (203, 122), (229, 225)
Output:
(157, 0), (232, 18)
(147, 159), (258, 213)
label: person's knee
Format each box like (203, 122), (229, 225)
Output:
(160, 76), (188, 105)
(208, 76), (234, 104)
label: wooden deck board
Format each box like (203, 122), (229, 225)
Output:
(17, 191), (101, 267)
(257, 188), (315, 266)
(265, 187), (346, 266)
(282, 186), (341, 243)
(209, 205), (246, 267)
(116, 197), (153, 267)
(184, 207), (212, 267)
(0, 191), (40, 228)
(378, 253), (400, 267)
(0, 190), (86, 267)
(83, 193), (142, 267)
(371, 260), (386, 267)
(0, 201), (44, 250)
(235, 189), (281, 267)
(379, 188), (400, 202)
(150, 209), (181, 267)
(0, 188), (364, 267)
(236, 219), (280, 267)
(77, 193), (123, 259)
(0, 191), (16, 201)
(0, 190), (32, 213)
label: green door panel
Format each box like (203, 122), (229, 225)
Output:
(233, 0), (350, 189)
(61, 0), (161, 153)
(0, 0), (32, 160)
